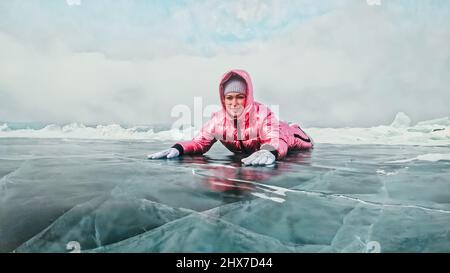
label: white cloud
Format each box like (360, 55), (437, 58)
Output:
(0, 1), (449, 127)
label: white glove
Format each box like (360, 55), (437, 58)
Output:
(147, 148), (180, 159)
(241, 149), (276, 166)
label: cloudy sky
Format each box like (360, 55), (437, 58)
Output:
(0, 0), (449, 127)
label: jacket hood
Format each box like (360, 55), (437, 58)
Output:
(219, 69), (254, 119)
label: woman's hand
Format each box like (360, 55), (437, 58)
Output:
(241, 149), (275, 166)
(147, 148), (180, 159)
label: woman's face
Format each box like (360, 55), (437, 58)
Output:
(224, 92), (246, 117)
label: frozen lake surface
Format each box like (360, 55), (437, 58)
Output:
(1, 137), (449, 253)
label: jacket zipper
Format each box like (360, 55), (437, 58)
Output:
(233, 117), (248, 154)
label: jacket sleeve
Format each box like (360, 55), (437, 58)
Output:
(172, 114), (217, 156)
(258, 109), (289, 160)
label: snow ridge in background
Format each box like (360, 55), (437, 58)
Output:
(1, 112), (449, 146)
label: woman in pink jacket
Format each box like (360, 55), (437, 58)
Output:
(148, 69), (313, 166)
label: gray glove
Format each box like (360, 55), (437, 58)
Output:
(242, 149), (276, 166)
(147, 148), (180, 159)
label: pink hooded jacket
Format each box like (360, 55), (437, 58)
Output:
(172, 69), (313, 160)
